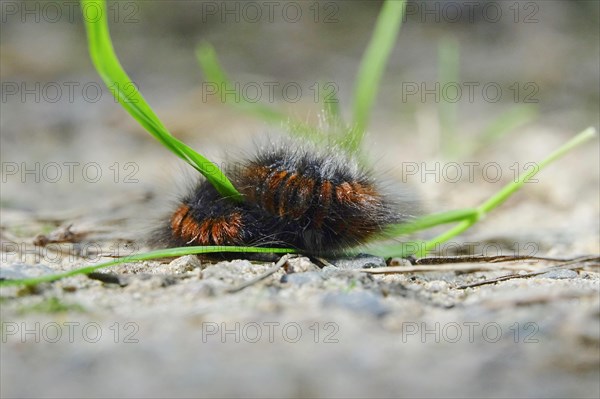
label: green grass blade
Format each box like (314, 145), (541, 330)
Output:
(81, 0), (241, 201)
(196, 42), (324, 142)
(477, 105), (538, 150)
(367, 127), (597, 258)
(385, 208), (480, 237)
(352, 208), (479, 258)
(418, 219), (474, 257)
(419, 127), (598, 256)
(0, 246), (296, 287)
(478, 127), (597, 213)
(348, 0), (406, 153)
(359, 241), (425, 259)
(318, 80), (343, 128)
(196, 43), (287, 123)
(438, 37), (460, 157)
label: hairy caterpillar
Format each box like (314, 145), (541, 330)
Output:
(152, 141), (405, 255)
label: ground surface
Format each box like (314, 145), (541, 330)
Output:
(1, 1), (599, 398)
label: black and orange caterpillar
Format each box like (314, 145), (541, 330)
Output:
(152, 141), (404, 255)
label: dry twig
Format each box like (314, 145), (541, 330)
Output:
(457, 256), (599, 289)
(227, 254), (296, 293)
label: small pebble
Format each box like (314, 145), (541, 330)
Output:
(284, 257), (319, 273)
(425, 281), (448, 292)
(88, 272), (177, 288)
(322, 291), (389, 317)
(388, 258), (412, 267)
(186, 281), (216, 297)
(88, 272), (126, 286)
(167, 255), (203, 273)
(539, 269), (579, 279)
(280, 271), (323, 286)
(125, 275), (176, 290)
(328, 253), (386, 269)
(0, 263), (55, 280)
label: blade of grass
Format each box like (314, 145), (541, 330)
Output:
(385, 208), (480, 236)
(196, 43), (325, 143)
(347, 0), (406, 153)
(0, 246), (297, 287)
(346, 208), (480, 258)
(82, 0), (241, 201)
(418, 126), (597, 257)
(360, 240), (426, 259)
(319, 80), (343, 128)
(366, 127), (597, 258)
(196, 43), (288, 123)
(438, 37), (460, 157)
(472, 105), (538, 153)
(478, 127), (596, 213)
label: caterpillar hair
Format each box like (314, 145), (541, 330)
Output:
(151, 140), (407, 256)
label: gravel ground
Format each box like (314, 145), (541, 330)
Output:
(1, 1), (599, 398)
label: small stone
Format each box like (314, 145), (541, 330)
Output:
(280, 271), (323, 286)
(328, 253), (387, 269)
(322, 291), (389, 317)
(284, 257), (319, 273)
(88, 272), (177, 287)
(0, 263), (55, 280)
(388, 258), (412, 266)
(186, 281), (216, 297)
(87, 272), (126, 286)
(125, 274), (176, 290)
(167, 255), (203, 273)
(425, 280), (448, 292)
(539, 269), (579, 279)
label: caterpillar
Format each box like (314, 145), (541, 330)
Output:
(152, 140), (405, 255)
